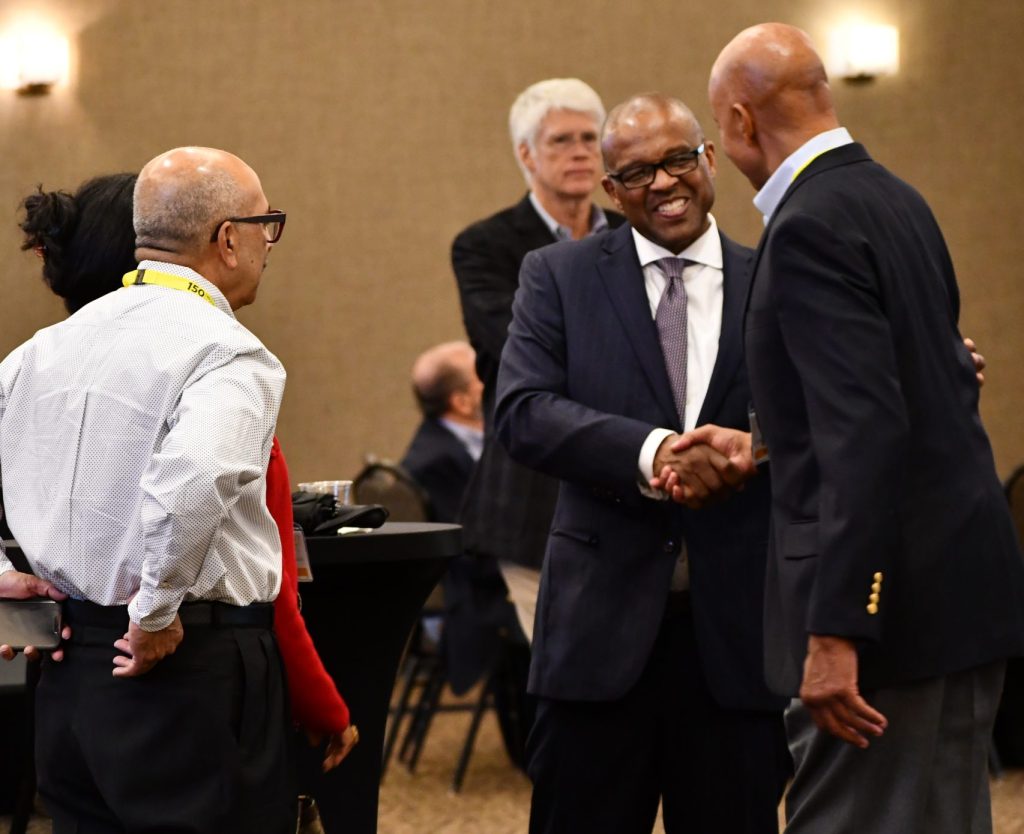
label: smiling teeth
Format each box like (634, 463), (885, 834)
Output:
(657, 198), (688, 215)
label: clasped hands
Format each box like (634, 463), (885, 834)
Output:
(649, 424), (757, 509)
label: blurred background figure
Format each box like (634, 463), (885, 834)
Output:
(400, 341), (483, 524)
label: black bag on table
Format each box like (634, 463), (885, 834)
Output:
(290, 491), (389, 536)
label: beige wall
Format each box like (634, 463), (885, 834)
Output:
(1, 0), (1021, 482)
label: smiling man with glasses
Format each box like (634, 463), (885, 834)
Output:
(494, 93), (790, 834)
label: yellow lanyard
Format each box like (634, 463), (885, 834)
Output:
(791, 149), (828, 182)
(121, 269), (216, 308)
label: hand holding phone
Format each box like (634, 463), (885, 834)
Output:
(0, 570), (70, 661)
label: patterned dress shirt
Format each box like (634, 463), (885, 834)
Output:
(0, 260), (285, 630)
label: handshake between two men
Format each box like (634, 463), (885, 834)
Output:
(649, 425), (756, 509)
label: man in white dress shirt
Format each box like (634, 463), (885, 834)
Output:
(0, 147), (293, 834)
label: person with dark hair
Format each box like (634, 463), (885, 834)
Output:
(19, 173), (138, 313)
(0, 148), (342, 833)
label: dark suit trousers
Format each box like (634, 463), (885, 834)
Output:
(527, 601), (789, 834)
(35, 603), (293, 834)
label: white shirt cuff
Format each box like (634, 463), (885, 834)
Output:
(637, 428), (676, 498)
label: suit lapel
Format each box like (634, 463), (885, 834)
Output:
(697, 233), (751, 425)
(596, 225), (680, 428)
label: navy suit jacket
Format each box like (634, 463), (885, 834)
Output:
(400, 417), (474, 524)
(745, 143), (1024, 695)
(495, 221), (783, 710)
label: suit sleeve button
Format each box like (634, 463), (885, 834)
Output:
(866, 603), (879, 615)
(873, 572), (884, 582)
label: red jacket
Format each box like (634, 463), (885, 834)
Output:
(268, 437), (350, 733)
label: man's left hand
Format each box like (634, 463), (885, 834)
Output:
(800, 635), (887, 748)
(112, 616), (184, 677)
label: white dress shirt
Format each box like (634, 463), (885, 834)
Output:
(0, 260), (286, 630)
(635, 215), (725, 482)
(753, 127), (854, 224)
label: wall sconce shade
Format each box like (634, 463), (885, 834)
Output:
(0, 25), (70, 95)
(828, 23), (899, 82)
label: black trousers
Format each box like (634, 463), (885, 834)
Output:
(35, 601), (293, 834)
(527, 601), (790, 834)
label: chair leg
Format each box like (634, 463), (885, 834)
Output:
(451, 673), (495, 793)
(405, 661), (446, 773)
(381, 650), (425, 780)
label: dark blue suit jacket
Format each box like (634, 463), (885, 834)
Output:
(745, 143), (1024, 695)
(495, 222), (783, 710)
(400, 417), (474, 524)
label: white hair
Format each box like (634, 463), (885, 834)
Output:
(508, 78), (605, 182)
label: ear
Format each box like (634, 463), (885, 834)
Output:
(734, 103), (757, 149)
(518, 141), (536, 176)
(703, 139), (718, 177)
(448, 389), (470, 419)
(213, 222), (240, 269)
(601, 175), (624, 212)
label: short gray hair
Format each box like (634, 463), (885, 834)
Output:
(508, 78), (605, 182)
(133, 164), (247, 251)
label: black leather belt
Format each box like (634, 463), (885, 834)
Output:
(64, 599), (274, 632)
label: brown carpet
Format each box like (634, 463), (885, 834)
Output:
(6, 691), (1024, 833)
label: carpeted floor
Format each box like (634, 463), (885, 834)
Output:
(6, 689), (1024, 833)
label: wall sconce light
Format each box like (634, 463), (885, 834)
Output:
(0, 24), (70, 95)
(828, 23), (899, 82)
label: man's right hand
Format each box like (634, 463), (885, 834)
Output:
(0, 570), (70, 662)
(112, 616), (184, 677)
(649, 432), (748, 509)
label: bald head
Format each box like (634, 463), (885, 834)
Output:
(602, 93), (699, 164)
(134, 147), (262, 254)
(709, 23), (839, 188)
(411, 342), (483, 426)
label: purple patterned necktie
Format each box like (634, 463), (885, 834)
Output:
(654, 257), (689, 427)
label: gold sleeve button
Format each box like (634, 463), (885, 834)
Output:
(873, 572), (884, 582)
(866, 603), (879, 615)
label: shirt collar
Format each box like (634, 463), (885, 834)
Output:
(137, 259), (235, 318)
(753, 127), (854, 224)
(630, 213), (723, 269)
(528, 192), (609, 241)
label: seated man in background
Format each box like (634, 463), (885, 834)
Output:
(400, 341), (483, 523)
(398, 340), (512, 715)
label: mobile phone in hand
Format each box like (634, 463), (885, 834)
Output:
(0, 599), (63, 650)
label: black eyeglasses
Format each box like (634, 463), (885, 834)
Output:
(606, 144), (705, 190)
(209, 210), (286, 244)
